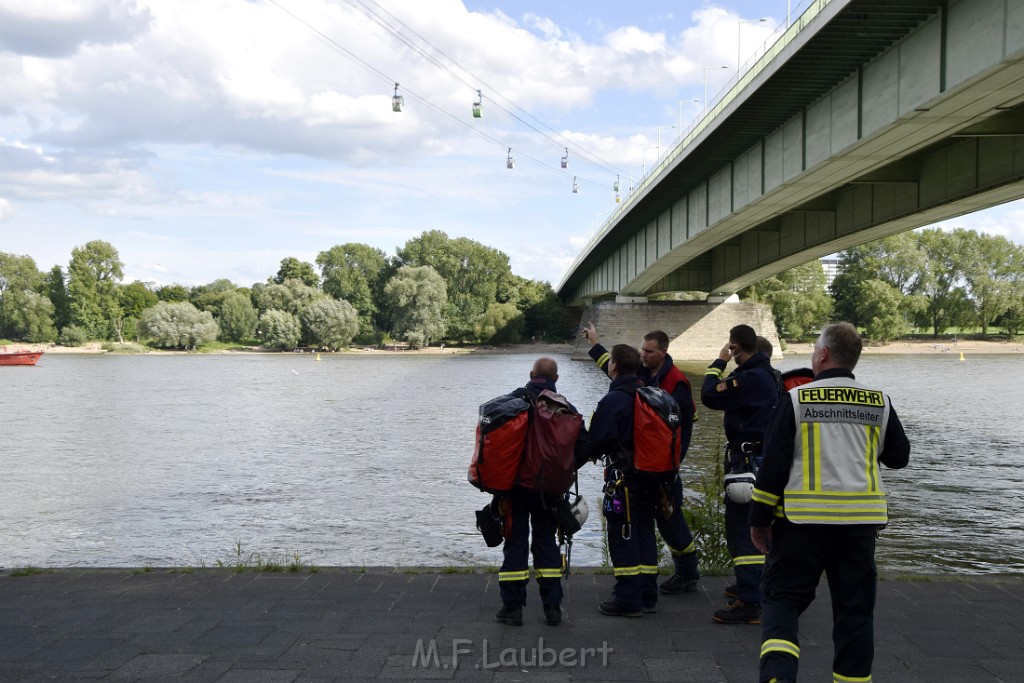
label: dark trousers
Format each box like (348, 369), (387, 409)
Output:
(604, 478), (659, 610)
(656, 476), (699, 580)
(725, 496), (763, 603)
(498, 488), (563, 608)
(760, 519), (878, 683)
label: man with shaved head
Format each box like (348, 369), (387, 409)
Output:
(493, 357), (583, 628)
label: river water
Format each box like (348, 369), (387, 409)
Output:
(1, 351), (1022, 575)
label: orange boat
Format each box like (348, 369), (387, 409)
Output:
(0, 349), (44, 366)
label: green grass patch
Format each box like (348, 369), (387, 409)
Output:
(101, 341), (148, 354)
(9, 566), (53, 577)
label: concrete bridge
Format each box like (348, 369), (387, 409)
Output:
(558, 0), (1024, 359)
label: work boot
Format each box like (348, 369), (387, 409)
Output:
(723, 583), (737, 598)
(712, 599), (761, 625)
(543, 604), (562, 626)
(495, 604), (523, 626)
(598, 600), (642, 618)
(659, 574), (698, 594)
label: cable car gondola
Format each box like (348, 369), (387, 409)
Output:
(472, 90), (482, 118)
(392, 83), (404, 112)
(560, 148), (569, 169)
(506, 148), (515, 170)
(572, 176), (579, 193)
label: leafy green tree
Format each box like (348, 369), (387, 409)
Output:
(742, 261), (832, 339)
(384, 265), (447, 349)
(218, 291), (258, 342)
(317, 243), (392, 340)
(5, 290), (57, 342)
(855, 279), (910, 342)
(395, 230), (512, 341)
(274, 257), (319, 288)
(139, 301), (219, 349)
(501, 276), (577, 341)
(190, 279), (239, 317)
(914, 229), (972, 336)
(156, 284), (191, 302)
(477, 302), (525, 343)
(59, 324), (90, 347)
(259, 309), (301, 350)
(252, 279), (325, 316)
(0, 252), (45, 338)
(44, 265), (72, 332)
(832, 233), (924, 325)
(958, 230), (1019, 336)
(67, 240), (124, 339)
(301, 298), (359, 350)
(115, 281), (159, 342)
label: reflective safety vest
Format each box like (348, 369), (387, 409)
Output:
(784, 377), (892, 524)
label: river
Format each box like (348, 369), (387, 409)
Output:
(1, 351), (1021, 574)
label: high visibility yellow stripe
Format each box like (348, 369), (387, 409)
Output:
(705, 367), (723, 379)
(639, 564), (659, 575)
(785, 491), (886, 500)
(761, 638), (800, 659)
(613, 565), (641, 576)
(865, 424), (880, 492)
(499, 570), (529, 582)
(833, 673), (871, 682)
(595, 352), (610, 369)
(786, 512), (888, 523)
(732, 554), (765, 567)
(535, 567), (563, 578)
(669, 541), (696, 556)
(752, 488), (780, 506)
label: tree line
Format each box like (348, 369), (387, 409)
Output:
(742, 227), (1024, 341)
(0, 230), (578, 350)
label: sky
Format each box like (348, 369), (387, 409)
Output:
(2, 0), (1024, 290)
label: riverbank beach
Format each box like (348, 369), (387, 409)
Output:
(0, 568), (1020, 681)
(12, 338), (1024, 357)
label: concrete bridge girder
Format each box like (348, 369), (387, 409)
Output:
(559, 0), (1024, 306)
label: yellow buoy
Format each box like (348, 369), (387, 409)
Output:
(316, 352), (321, 361)
(959, 351), (964, 361)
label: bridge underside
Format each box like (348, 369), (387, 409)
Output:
(560, 0), (1024, 306)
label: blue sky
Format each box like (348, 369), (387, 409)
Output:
(1, 0), (1022, 289)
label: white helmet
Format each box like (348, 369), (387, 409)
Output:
(570, 495), (589, 528)
(724, 472), (756, 504)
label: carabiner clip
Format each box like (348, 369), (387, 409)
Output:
(621, 523), (632, 540)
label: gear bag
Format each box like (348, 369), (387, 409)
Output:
(468, 392), (531, 493)
(619, 385), (682, 478)
(517, 389), (583, 494)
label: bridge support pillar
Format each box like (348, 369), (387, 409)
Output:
(571, 300), (781, 362)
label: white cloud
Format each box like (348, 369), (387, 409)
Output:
(0, 197), (14, 221)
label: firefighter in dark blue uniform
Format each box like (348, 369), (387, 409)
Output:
(581, 322), (701, 594)
(575, 344), (660, 617)
(700, 324), (779, 625)
(494, 357), (578, 627)
(750, 322), (910, 682)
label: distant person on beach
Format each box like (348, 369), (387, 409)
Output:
(750, 322), (910, 683)
(581, 321), (701, 596)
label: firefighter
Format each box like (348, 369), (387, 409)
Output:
(575, 344), (661, 616)
(581, 322), (701, 595)
(700, 324), (780, 625)
(494, 357), (579, 627)
(750, 322), (910, 683)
